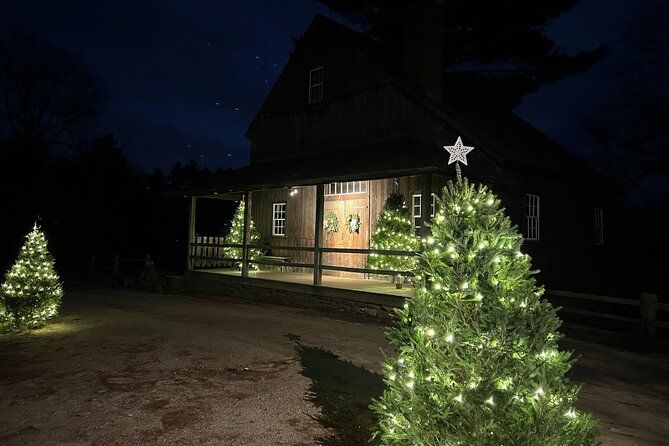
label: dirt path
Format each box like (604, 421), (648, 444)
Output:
(0, 286), (668, 445)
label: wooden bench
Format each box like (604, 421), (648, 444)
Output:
(263, 255), (291, 272)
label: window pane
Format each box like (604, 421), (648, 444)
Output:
(273, 203), (286, 236)
(431, 193), (436, 217)
(594, 207), (603, 245)
(525, 194), (540, 240)
(324, 180), (368, 196)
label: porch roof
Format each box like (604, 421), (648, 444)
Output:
(192, 137), (460, 195)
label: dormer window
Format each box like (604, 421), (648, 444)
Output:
(308, 66), (324, 103)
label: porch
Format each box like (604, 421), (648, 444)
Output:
(183, 141), (468, 307)
(199, 268), (413, 298)
(186, 177), (443, 305)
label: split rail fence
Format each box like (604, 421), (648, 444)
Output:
(545, 289), (666, 342)
(89, 254), (164, 291)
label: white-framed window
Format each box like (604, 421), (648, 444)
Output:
(325, 181), (367, 196)
(525, 194), (540, 241)
(308, 66), (324, 103)
(593, 207), (604, 245)
(412, 193), (436, 231)
(272, 202), (286, 236)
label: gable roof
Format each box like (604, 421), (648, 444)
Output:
(246, 14), (394, 139)
(244, 14), (611, 188)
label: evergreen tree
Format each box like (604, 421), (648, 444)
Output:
(368, 192), (420, 278)
(0, 297), (10, 332)
(1, 224), (63, 330)
(372, 178), (596, 445)
(223, 201), (263, 269)
(315, 0), (608, 108)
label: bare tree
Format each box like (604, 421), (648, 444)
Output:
(0, 32), (102, 152)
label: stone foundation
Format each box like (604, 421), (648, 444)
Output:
(180, 271), (404, 322)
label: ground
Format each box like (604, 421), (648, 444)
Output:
(0, 286), (668, 445)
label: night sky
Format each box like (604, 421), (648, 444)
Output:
(0, 0), (644, 172)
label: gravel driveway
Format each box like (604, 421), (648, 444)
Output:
(0, 285), (668, 445)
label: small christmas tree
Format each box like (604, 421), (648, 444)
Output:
(223, 201), (263, 269)
(372, 178), (596, 445)
(1, 224), (63, 330)
(367, 192), (419, 282)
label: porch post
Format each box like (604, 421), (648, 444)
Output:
(187, 196), (197, 271)
(420, 173), (433, 239)
(313, 183), (324, 286)
(241, 191), (251, 277)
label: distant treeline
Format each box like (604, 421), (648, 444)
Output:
(0, 135), (233, 278)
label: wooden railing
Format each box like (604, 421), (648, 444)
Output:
(189, 235), (230, 268)
(187, 238), (667, 341)
(188, 240), (418, 279)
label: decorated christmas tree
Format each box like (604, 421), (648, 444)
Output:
(367, 192), (419, 280)
(223, 201), (263, 269)
(1, 224), (63, 330)
(371, 140), (596, 445)
(0, 296), (10, 332)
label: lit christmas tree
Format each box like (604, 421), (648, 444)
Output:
(0, 297), (9, 331)
(1, 224), (63, 330)
(223, 201), (263, 269)
(367, 192), (419, 281)
(371, 177), (596, 445)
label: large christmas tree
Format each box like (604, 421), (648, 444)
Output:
(1, 224), (63, 330)
(372, 178), (596, 445)
(367, 192), (419, 279)
(223, 201), (263, 269)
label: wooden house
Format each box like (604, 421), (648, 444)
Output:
(186, 12), (617, 307)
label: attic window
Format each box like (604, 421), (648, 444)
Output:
(593, 207), (604, 245)
(525, 194), (540, 241)
(308, 66), (324, 103)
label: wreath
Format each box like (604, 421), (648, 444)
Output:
(324, 211), (339, 234)
(345, 212), (361, 234)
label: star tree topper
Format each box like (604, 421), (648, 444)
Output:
(444, 136), (474, 179)
(444, 136), (474, 166)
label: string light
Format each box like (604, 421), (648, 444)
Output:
(1, 225), (63, 329)
(371, 177), (595, 444)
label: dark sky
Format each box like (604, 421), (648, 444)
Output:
(0, 0), (643, 172)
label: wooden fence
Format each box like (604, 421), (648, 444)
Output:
(186, 237), (667, 342)
(89, 254), (163, 291)
(545, 289), (667, 342)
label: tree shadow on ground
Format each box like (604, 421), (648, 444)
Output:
(296, 343), (385, 445)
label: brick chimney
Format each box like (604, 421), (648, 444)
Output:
(403, 2), (442, 99)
